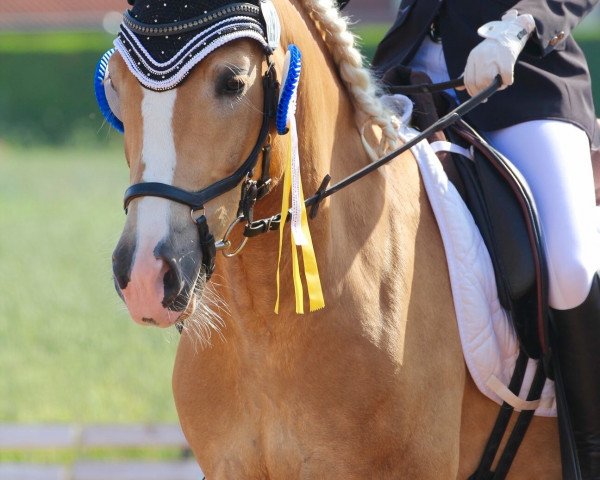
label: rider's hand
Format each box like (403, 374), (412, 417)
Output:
(463, 10), (535, 97)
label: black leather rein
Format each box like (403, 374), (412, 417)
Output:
(386, 76), (465, 95)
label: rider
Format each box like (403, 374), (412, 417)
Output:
(367, 0), (600, 477)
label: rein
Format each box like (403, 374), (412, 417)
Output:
(386, 77), (465, 95)
(244, 76), (502, 238)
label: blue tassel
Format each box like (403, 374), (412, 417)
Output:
(94, 48), (124, 134)
(276, 45), (302, 135)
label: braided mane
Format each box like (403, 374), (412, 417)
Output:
(299, 0), (402, 158)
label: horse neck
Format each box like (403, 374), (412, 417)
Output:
(217, 0), (374, 322)
(277, 0), (373, 188)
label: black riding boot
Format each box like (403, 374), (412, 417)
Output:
(552, 273), (600, 479)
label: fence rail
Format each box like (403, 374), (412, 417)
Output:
(0, 423), (204, 480)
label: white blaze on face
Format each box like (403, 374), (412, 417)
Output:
(123, 87), (178, 324)
(137, 88), (178, 258)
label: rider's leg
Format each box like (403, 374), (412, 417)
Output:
(486, 120), (600, 479)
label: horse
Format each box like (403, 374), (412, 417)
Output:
(108, 0), (561, 477)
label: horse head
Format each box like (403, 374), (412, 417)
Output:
(99, 0), (398, 331)
(103, 2), (287, 329)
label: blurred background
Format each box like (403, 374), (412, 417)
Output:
(0, 1), (598, 478)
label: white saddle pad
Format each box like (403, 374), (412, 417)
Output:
(388, 96), (557, 416)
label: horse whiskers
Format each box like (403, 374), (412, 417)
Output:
(237, 93), (265, 116)
(179, 275), (229, 351)
(197, 277), (229, 326)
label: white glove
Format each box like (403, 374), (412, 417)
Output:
(463, 10), (535, 97)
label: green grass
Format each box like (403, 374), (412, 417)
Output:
(0, 145), (179, 425)
(579, 39), (600, 110)
(0, 31), (115, 53)
(0, 447), (187, 464)
(353, 24), (389, 60)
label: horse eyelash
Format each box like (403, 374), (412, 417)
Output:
(218, 63), (250, 96)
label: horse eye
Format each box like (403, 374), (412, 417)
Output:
(221, 75), (246, 95)
(107, 75), (119, 95)
(104, 73), (119, 95)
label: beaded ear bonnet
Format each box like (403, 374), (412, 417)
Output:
(120, 0), (278, 89)
(94, 0), (283, 131)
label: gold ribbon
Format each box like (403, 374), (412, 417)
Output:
(275, 130), (325, 314)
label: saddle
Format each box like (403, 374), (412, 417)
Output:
(383, 66), (550, 360)
(381, 67), (600, 479)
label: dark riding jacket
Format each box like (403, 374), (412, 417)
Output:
(372, 0), (599, 146)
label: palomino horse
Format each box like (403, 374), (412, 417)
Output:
(109, 0), (561, 477)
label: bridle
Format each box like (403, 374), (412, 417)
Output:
(122, 47), (501, 281)
(123, 61), (279, 279)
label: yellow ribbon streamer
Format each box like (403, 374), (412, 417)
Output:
(275, 132), (325, 314)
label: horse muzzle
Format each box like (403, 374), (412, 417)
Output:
(112, 206), (204, 328)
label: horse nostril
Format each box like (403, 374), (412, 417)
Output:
(114, 269), (130, 291)
(154, 240), (201, 313)
(162, 257), (185, 308)
(112, 241), (136, 291)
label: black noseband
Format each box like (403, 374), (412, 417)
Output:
(123, 64), (279, 279)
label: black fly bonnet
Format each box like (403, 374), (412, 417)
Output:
(115, 1), (276, 91)
(94, 0), (283, 278)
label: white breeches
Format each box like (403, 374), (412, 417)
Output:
(486, 122), (598, 309)
(409, 38), (600, 309)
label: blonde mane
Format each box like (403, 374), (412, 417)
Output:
(299, 0), (402, 158)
